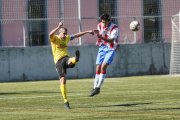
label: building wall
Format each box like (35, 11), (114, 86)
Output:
(47, 0), (61, 45)
(0, 44), (170, 82)
(119, 0), (143, 44)
(162, 0), (180, 43)
(0, 0), (180, 46)
(1, 0), (26, 46)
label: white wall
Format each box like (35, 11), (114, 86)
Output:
(0, 44), (170, 82)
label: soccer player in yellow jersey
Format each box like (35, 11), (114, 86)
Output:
(49, 21), (94, 109)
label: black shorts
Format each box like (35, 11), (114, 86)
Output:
(55, 56), (75, 77)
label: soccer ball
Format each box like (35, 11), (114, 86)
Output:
(130, 20), (140, 31)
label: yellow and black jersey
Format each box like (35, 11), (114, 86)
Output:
(50, 35), (74, 64)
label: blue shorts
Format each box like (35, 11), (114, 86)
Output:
(96, 45), (116, 65)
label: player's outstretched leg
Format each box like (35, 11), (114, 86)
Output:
(75, 50), (80, 62)
(89, 87), (100, 97)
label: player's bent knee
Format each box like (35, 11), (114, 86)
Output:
(68, 57), (76, 64)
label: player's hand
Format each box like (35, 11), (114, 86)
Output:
(87, 30), (94, 35)
(58, 21), (63, 28)
(93, 30), (99, 34)
(97, 34), (101, 38)
(94, 30), (101, 38)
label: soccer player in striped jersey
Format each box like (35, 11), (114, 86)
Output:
(89, 13), (119, 97)
(49, 21), (94, 109)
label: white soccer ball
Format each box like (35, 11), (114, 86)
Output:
(130, 20), (140, 31)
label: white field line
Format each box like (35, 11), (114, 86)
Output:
(0, 90), (179, 100)
(0, 93), (84, 100)
(0, 95), (60, 100)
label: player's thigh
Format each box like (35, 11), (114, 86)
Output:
(56, 57), (68, 77)
(103, 50), (116, 65)
(96, 51), (106, 65)
(96, 46), (107, 64)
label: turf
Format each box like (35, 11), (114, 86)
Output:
(0, 75), (180, 120)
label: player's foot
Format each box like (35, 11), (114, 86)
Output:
(90, 88), (94, 93)
(88, 88), (95, 96)
(89, 87), (100, 97)
(75, 50), (80, 62)
(64, 102), (71, 109)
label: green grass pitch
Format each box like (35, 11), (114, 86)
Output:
(0, 75), (180, 120)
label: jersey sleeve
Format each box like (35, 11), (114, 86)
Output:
(70, 35), (75, 41)
(110, 28), (119, 40)
(97, 23), (101, 31)
(50, 35), (58, 43)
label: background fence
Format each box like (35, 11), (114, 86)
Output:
(0, 0), (180, 46)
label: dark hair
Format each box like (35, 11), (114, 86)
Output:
(100, 13), (111, 21)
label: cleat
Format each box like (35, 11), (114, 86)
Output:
(88, 88), (94, 97)
(89, 87), (100, 97)
(64, 102), (71, 109)
(90, 88), (94, 93)
(75, 50), (80, 62)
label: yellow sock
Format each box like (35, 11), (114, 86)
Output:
(60, 84), (68, 103)
(69, 57), (76, 64)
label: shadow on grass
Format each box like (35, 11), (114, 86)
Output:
(98, 102), (153, 107)
(97, 102), (180, 111)
(142, 107), (180, 111)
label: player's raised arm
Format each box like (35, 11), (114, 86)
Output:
(49, 21), (63, 39)
(73, 30), (94, 38)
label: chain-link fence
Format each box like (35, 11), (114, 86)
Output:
(0, 0), (179, 46)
